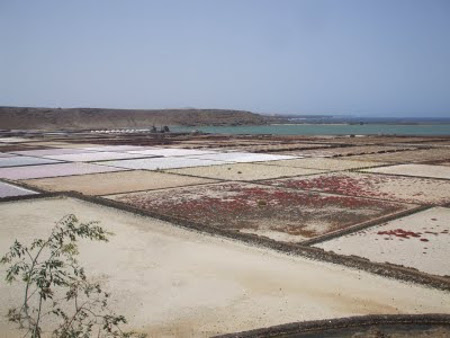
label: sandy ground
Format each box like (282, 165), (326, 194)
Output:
(346, 148), (450, 163)
(23, 170), (217, 195)
(362, 164), (450, 180)
(265, 172), (450, 205)
(0, 163), (125, 180)
(0, 181), (38, 198)
(1, 197), (449, 337)
(95, 157), (230, 170)
(315, 207), (450, 276)
(166, 163), (323, 181)
(257, 158), (385, 171)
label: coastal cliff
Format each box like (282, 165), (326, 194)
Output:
(0, 107), (277, 131)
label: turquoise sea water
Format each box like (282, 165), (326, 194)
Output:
(171, 124), (450, 136)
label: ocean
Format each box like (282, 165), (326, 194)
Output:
(171, 124), (450, 136)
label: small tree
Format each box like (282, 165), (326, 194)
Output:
(1, 214), (145, 338)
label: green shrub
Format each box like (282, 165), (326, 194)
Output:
(1, 214), (145, 338)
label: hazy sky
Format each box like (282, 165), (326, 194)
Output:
(1, 0), (449, 117)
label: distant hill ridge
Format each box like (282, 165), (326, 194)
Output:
(0, 106), (274, 130)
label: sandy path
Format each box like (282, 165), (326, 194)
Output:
(23, 170), (217, 195)
(1, 197), (449, 337)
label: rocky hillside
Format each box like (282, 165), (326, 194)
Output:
(0, 107), (276, 131)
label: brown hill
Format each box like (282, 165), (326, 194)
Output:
(0, 107), (275, 131)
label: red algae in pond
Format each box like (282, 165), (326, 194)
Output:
(114, 182), (405, 239)
(377, 228), (422, 239)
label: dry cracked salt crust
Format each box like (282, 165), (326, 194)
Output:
(361, 164), (450, 180)
(315, 207), (450, 276)
(2, 197), (449, 337)
(109, 182), (408, 241)
(166, 163), (323, 181)
(264, 172), (450, 205)
(23, 170), (217, 196)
